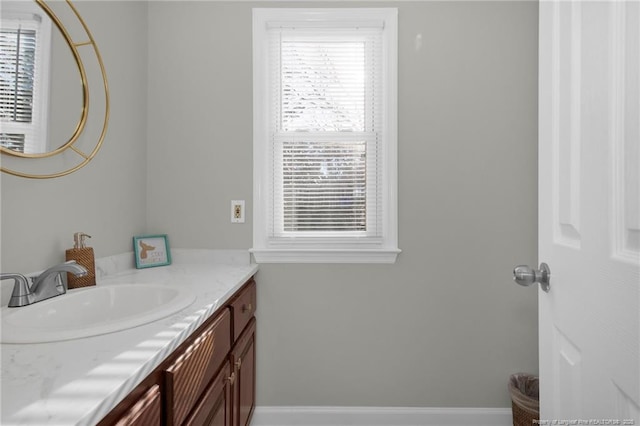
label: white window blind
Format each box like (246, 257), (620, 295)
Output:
(253, 9), (399, 263)
(0, 5), (51, 153)
(270, 29), (382, 238)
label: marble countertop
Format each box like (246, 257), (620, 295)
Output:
(0, 249), (259, 426)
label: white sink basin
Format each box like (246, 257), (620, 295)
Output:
(1, 284), (196, 344)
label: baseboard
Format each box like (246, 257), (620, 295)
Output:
(251, 406), (513, 426)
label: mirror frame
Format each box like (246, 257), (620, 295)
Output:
(0, 0), (109, 179)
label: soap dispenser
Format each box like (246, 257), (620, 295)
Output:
(65, 232), (96, 289)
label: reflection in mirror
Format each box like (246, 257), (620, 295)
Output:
(0, 0), (108, 179)
(0, 1), (83, 155)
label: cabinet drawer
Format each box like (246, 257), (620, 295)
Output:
(230, 280), (256, 341)
(114, 385), (161, 426)
(165, 309), (231, 426)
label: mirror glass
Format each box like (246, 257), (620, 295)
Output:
(0, 1), (84, 156)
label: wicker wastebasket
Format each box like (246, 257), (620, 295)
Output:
(509, 373), (539, 426)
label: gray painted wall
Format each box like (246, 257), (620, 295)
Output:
(147, 1), (539, 407)
(1, 0), (538, 409)
(0, 1), (149, 273)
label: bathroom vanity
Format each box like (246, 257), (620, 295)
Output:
(99, 278), (256, 426)
(0, 249), (258, 426)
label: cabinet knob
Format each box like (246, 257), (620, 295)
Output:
(228, 372), (236, 385)
(236, 358), (242, 370)
(242, 303), (252, 314)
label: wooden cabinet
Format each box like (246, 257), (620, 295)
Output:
(98, 278), (256, 426)
(183, 362), (232, 426)
(165, 310), (231, 426)
(113, 385), (162, 426)
(229, 280), (256, 342)
(229, 281), (257, 426)
(231, 319), (256, 426)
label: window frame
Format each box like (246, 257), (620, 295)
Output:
(251, 8), (399, 264)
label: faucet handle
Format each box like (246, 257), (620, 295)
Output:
(1, 273), (34, 308)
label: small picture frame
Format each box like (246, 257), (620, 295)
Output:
(133, 234), (172, 269)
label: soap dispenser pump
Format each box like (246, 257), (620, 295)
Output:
(65, 232), (96, 289)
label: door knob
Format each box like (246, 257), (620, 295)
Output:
(513, 263), (550, 293)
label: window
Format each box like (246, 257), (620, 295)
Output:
(252, 8), (399, 263)
(0, 2), (51, 153)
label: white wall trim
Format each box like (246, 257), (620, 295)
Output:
(251, 406), (513, 426)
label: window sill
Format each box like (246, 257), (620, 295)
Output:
(249, 248), (401, 264)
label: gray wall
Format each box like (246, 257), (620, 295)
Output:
(147, 1), (539, 408)
(0, 1), (149, 273)
(0, 0), (539, 410)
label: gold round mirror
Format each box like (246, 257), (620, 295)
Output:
(0, 0), (109, 178)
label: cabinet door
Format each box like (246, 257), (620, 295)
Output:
(184, 362), (232, 426)
(113, 385), (161, 426)
(231, 318), (256, 426)
(165, 309), (231, 426)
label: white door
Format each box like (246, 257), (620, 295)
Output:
(538, 0), (640, 421)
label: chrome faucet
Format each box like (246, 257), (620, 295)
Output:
(1, 261), (88, 307)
